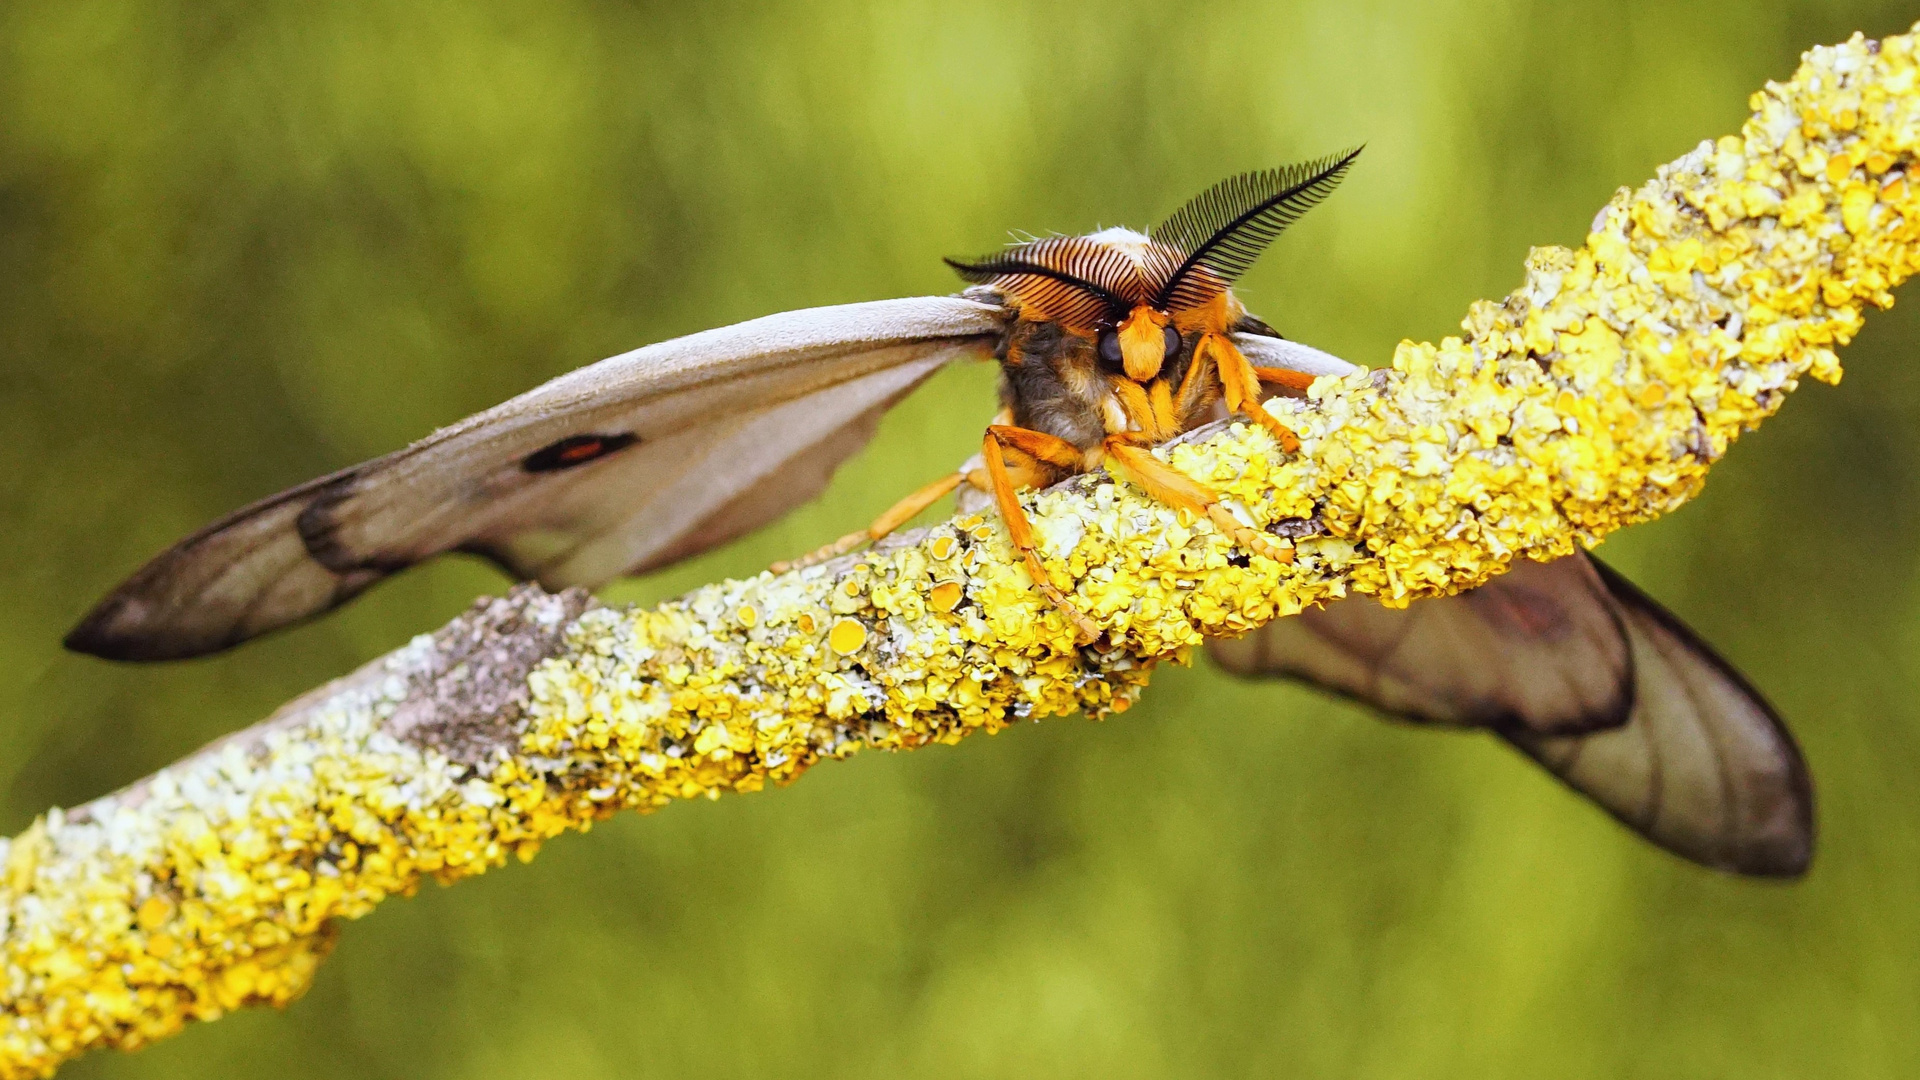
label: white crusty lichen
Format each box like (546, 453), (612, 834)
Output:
(7, 24), (1920, 1078)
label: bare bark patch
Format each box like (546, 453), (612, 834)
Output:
(385, 585), (598, 766)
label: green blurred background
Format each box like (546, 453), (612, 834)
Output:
(3, 1), (1919, 1076)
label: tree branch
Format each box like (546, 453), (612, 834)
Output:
(7, 25), (1920, 1077)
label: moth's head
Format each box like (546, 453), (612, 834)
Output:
(946, 147), (1362, 385)
(951, 227), (1202, 382)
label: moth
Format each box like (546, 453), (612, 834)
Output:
(65, 149), (1813, 877)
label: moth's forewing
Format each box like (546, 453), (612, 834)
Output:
(463, 355), (953, 583)
(1209, 554), (1814, 876)
(68, 297), (1005, 660)
(1232, 333), (1361, 384)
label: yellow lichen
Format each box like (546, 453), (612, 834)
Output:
(5, 26), (1920, 1078)
(929, 580), (964, 612)
(826, 617), (870, 655)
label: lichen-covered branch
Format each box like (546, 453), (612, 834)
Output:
(6, 25), (1920, 1078)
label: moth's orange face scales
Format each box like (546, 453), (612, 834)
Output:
(1113, 303), (1175, 381)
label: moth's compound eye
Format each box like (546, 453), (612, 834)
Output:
(1163, 325), (1183, 360)
(1096, 329), (1125, 373)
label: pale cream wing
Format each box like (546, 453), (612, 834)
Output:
(1232, 332), (1360, 381)
(1502, 560), (1813, 877)
(1210, 555), (1633, 734)
(68, 297), (1005, 660)
(454, 359), (943, 584)
(1208, 554), (1813, 876)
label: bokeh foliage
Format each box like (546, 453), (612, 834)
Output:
(4, 0), (1920, 1075)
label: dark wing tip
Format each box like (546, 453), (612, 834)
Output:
(62, 557), (238, 662)
(63, 553), (379, 663)
(1757, 751), (1818, 879)
(1505, 723), (1814, 880)
(59, 468), (374, 662)
(62, 600), (168, 661)
(63, 572), (251, 662)
(1585, 558), (1817, 880)
(1729, 818), (1815, 878)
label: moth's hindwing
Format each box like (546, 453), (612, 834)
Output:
(1500, 559), (1813, 877)
(1209, 554), (1813, 877)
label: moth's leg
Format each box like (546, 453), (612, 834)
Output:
(1252, 365), (1318, 395)
(961, 406), (1016, 493)
(1109, 379), (1183, 442)
(1103, 435), (1295, 564)
(870, 471), (967, 536)
(962, 456), (992, 496)
(1203, 332), (1301, 453)
(771, 470), (966, 572)
(1149, 379), (1179, 439)
(988, 425), (1087, 476)
(982, 425), (1100, 645)
(1172, 336), (1217, 417)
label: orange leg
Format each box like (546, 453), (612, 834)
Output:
(988, 424), (1087, 473)
(1103, 437), (1295, 565)
(1109, 381), (1161, 442)
(1172, 335), (1216, 417)
(1251, 365), (1319, 394)
(982, 426), (1101, 645)
(1205, 333), (1301, 453)
(1108, 379), (1185, 443)
(1149, 379), (1179, 438)
(771, 470), (965, 572)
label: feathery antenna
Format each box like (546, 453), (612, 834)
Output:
(946, 236), (1144, 328)
(1151, 147), (1362, 310)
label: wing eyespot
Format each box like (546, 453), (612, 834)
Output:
(521, 433), (640, 473)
